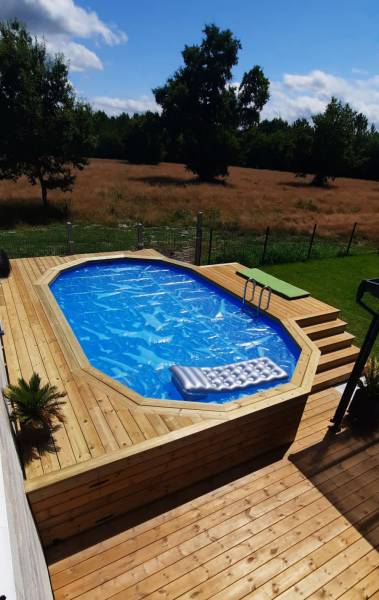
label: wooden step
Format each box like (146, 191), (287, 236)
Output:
(296, 309), (339, 328)
(312, 362), (354, 392)
(316, 332), (355, 354)
(317, 345), (360, 373)
(303, 319), (347, 341)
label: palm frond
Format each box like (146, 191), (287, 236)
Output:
(3, 372), (67, 428)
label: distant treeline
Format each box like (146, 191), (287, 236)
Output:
(2, 19), (378, 210)
(92, 109), (379, 181)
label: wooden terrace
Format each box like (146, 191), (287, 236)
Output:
(46, 388), (379, 599)
(1, 249), (377, 598)
(0, 250), (358, 483)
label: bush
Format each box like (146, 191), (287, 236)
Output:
(3, 372), (66, 432)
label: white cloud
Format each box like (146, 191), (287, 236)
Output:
(92, 96), (160, 116)
(262, 69), (379, 126)
(46, 39), (103, 71)
(0, 0), (127, 71)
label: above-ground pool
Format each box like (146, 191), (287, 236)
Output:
(50, 259), (300, 403)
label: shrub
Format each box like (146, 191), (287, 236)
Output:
(3, 372), (66, 431)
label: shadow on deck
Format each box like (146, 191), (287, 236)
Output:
(46, 391), (379, 600)
(46, 442), (291, 566)
(289, 427), (379, 551)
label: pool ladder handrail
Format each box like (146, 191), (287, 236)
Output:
(243, 277), (272, 315)
(258, 285), (272, 313)
(243, 277), (257, 305)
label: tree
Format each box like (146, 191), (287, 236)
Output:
(124, 112), (165, 164)
(238, 66), (270, 131)
(242, 118), (293, 171)
(310, 97), (369, 186)
(0, 20), (94, 206)
(154, 24), (269, 181)
(291, 118), (314, 176)
(93, 111), (130, 159)
(358, 126), (379, 180)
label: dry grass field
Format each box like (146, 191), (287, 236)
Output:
(1, 159), (379, 239)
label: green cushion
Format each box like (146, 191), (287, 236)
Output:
(237, 268), (309, 300)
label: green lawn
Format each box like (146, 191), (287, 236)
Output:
(265, 254), (379, 356)
(1, 225), (377, 354)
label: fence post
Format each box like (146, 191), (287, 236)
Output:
(261, 227), (270, 265)
(66, 221), (74, 255)
(137, 222), (144, 250)
(345, 222), (357, 256)
(194, 211), (203, 266)
(307, 223), (317, 260)
(207, 228), (213, 265)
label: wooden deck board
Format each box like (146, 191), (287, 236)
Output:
(0, 250), (348, 482)
(1, 250), (372, 597)
(2, 250), (217, 480)
(46, 388), (379, 600)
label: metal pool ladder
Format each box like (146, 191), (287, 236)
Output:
(243, 277), (272, 315)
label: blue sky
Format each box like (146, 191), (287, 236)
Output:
(2, 0), (379, 123)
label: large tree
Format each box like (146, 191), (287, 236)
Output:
(0, 20), (94, 206)
(154, 24), (269, 181)
(310, 97), (369, 186)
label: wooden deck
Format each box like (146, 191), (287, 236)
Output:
(1, 250), (377, 598)
(46, 387), (379, 600)
(0, 251), (358, 483)
(0, 251), (204, 481)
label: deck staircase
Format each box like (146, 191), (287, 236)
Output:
(297, 311), (360, 393)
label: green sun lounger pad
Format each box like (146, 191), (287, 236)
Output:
(237, 268), (309, 300)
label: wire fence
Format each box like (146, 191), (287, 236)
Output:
(143, 226), (197, 262)
(0, 217), (376, 266)
(205, 227), (365, 266)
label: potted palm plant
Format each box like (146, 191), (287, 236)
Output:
(347, 357), (379, 430)
(3, 372), (66, 437)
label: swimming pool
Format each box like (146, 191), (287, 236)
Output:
(50, 259), (300, 404)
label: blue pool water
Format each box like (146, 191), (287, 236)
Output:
(50, 259), (300, 403)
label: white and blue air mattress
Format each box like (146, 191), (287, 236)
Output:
(170, 357), (288, 400)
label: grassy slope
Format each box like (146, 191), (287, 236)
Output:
(265, 254), (379, 355)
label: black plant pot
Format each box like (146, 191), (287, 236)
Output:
(0, 249), (10, 278)
(347, 388), (379, 430)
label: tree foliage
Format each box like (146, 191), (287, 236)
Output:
(92, 111), (130, 159)
(154, 24), (269, 181)
(0, 20), (94, 206)
(310, 97), (369, 185)
(91, 99), (379, 184)
(241, 118), (294, 171)
(239, 102), (376, 184)
(3, 20), (379, 195)
(238, 66), (270, 130)
(124, 112), (165, 164)
(87, 96), (379, 185)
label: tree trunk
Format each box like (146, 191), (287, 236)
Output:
(39, 176), (48, 207)
(311, 173), (328, 187)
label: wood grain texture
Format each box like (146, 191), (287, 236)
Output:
(46, 388), (379, 600)
(35, 252), (319, 415)
(0, 323), (53, 600)
(0, 252), (358, 550)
